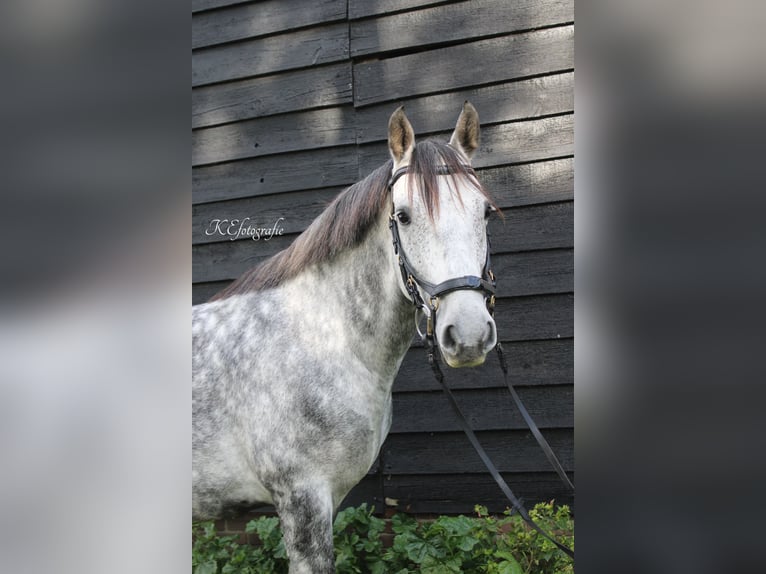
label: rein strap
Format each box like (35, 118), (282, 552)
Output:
(387, 164), (574, 561)
(427, 344), (575, 560)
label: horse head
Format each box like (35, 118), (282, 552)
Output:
(387, 103), (498, 367)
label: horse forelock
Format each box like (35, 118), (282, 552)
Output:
(208, 140), (497, 302)
(405, 140), (496, 220)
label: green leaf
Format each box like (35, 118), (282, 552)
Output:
(405, 540), (429, 563)
(497, 556), (524, 574)
(457, 535), (479, 552)
(194, 560), (218, 574)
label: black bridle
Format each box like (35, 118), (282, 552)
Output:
(387, 164), (497, 341)
(387, 164), (576, 561)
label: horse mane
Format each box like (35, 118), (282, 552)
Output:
(209, 140), (492, 301)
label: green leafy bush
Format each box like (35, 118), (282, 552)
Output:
(192, 501), (574, 574)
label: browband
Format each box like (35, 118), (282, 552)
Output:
(388, 163), (477, 190)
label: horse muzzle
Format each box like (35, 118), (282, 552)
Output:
(435, 297), (497, 368)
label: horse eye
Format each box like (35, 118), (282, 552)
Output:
(484, 204), (496, 219)
(396, 211), (411, 225)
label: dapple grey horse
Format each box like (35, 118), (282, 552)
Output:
(193, 103), (498, 573)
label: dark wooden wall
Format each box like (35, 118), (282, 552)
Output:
(192, 0), (574, 515)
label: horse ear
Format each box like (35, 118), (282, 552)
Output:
(449, 101), (480, 160)
(388, 106), (415, 166)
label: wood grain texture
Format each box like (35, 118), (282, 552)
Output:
(492, 248), (573, 297)
(193, 105), (357, 166)
(349, 0), (447, 20)
(390, 385), (573, 432)
(358, 114), (574, 174)
(193, 145), (358, 204)
(351, 0), (573, 57)
(354, 72), (574, 143)
(192, 63), (352, 128)
(480, 157), (573, 208)
(494, 294), (573, 341)
(193, 0), (347, 49)
(353, 25), (573, 106)
(381, 429), (573, 473)
(193, 22), (349, 87)
(489, 201), (574, 253)
(193, 187), (343, 245)
(193, 0), (250, 14)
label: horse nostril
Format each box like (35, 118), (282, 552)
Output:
(442, 325), (458, 351)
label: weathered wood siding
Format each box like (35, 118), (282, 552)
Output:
(192, 0), (574, 515)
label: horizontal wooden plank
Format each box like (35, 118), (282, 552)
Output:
(192, 63), (352, 128)
(193, 22), (349, 87)
(193, 187), (343, 245)
(193, 106), (357, 166)
(193, 0), (249, 14)
(390, 385), (573, 433)
(353, 25), (573, 106)
(193, 145), (358, 204)
(349, 0), (446, 19)
(351, 0), (573, 57)
(491, 201), (573, 253)
(355, 72), (574, 144)
(494, 294), (573, 341)
(358, 114), (574, 174)
(192, 233), (294, 283)
(193, 0), (346, 49)
(394, 338), (572, 392)
(383, 472), (574, 514)
(477, 115), (574, 169)
(191, 202), (573, 281)
(480, 157), (573, 208)
(381, 429), (573, 474)
(493, 248), (573, 297)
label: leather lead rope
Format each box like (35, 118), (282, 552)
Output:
(496, 343), (575, 492)
(426, 341), (575, 561)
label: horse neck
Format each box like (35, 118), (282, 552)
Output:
(292, 212), (414, 378)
